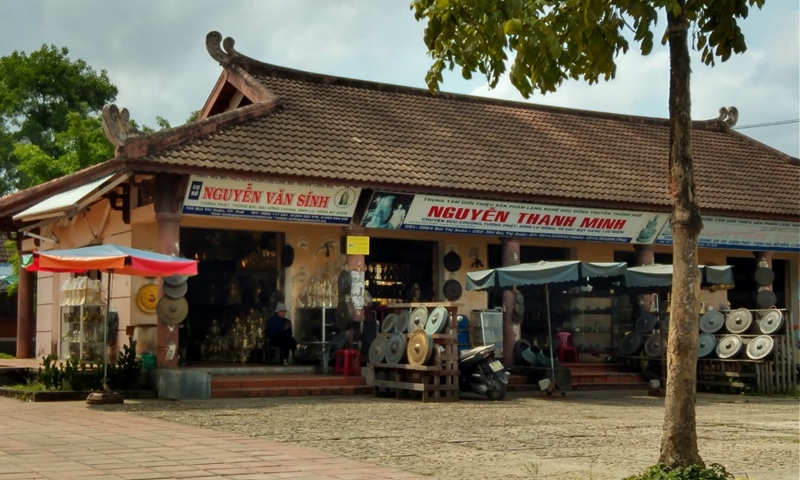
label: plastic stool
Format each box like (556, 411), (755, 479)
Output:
(556, 331), (579, 363)
(334, 349), (362, 376)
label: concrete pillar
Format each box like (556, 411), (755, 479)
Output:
(501, 238), (520, 365)
(635, 245), (655, 312)
(154, 174), (184, 368)
(15, 262), (34, 358)
(344, 227), (366, 349)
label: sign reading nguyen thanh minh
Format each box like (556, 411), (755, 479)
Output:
(360, 191), (670, 244)
(182, 176), (361, 224)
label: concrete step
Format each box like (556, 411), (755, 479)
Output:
(507, 384), (539, 392)
(571, 372), (645, 383)
(210, 373), (370, 398)
(572, 382), (649, 391)
(212, 385), (373, 398)
(562, 362), (620, 375)
(210, 374), (366, 390)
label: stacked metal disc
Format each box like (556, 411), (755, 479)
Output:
(725, 308), (754, 334)
(158, 275), (189, 325)
(757, 309), (783, 334)
(745, 335), (774, 360)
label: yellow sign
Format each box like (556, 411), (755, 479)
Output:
(346, 236), (370, 255)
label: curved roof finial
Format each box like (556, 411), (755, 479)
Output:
(101, 104), (140, 148)
(206, 31), (240, 67)
(717, 106), (739, 128)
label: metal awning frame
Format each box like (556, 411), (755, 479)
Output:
(16, 173), (131, 231)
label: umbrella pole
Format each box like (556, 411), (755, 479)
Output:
(104, 271), (112, 390)
(540, 283), (565, 397)
(545, 283), (555, 378)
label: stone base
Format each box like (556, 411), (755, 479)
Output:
(86, 391), (125, 405)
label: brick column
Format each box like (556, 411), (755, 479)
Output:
(15, 261), (34, 358)
(501, 238), (520, 365)
(155, 174), (184, 368)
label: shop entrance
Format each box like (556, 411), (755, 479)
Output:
(180, 228), (281, 364)
(486, 245), (570, 344)
(364, 238), (437, 306)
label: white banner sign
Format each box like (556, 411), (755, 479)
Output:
(656, 216), (800, 252)
(183, 176), (360, 224)
(361, 191), (669, 244)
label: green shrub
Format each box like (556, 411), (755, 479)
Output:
(624, 463), (736, 480)
(0, 353), (15, 359)
(107, 339), (142, 390)
(37, 338), (142, 391)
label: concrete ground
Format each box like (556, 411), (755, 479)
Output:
(1, 390), (797, 480)
(112, 390), (800, 480)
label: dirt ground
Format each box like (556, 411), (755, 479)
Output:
(111, 390), (800, 480)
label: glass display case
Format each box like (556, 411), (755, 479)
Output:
(60, 303), (106, 362)
(557, 292), (630, 356)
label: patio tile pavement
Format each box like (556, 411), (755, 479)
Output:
(0, 398), (427, 480)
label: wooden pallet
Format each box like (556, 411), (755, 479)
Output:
(368, 304), (460, 402)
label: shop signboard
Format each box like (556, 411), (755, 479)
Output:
(656, 216), (800, 252)
(182, 176), (360, 224)
(360, 191), (669, 244)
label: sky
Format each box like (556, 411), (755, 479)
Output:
(1, 0), (798, 157)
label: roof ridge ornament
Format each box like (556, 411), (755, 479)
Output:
(717, 106), (739, 128)
(206, 31), (240, 67)
(101, 104), (141, 148)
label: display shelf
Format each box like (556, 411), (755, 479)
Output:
(365, 262), (413, 302)
(371, 304), (459, 403)
(60, 303), (106, 362)
(617, 355), (768, 363)
(559, 293), (624, 358)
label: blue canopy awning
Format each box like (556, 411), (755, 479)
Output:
(466, 261), (628, 291)
(466, 261), (733, 292)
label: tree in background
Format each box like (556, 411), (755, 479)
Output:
(412, 0), (763, 469)
(0, 45), (118, 194)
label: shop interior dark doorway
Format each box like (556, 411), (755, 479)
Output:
(727, 256), (787, 309)
(365, 238), (437, 305)
(180, 228), (280, 364)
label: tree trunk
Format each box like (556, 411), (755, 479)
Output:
(659, 2), (705, 468)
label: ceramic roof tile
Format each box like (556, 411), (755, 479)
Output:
(142, 64), (800, 218)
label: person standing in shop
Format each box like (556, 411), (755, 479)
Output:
(266, 303), (299, 365)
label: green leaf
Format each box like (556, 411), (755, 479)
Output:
(503, 18), (522, 35)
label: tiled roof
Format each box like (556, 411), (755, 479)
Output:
(137, 63), (798, 218)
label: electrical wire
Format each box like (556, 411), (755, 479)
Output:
(733, 119), (800, 130)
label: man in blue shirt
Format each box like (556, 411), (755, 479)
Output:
(266, 303), (298, 365)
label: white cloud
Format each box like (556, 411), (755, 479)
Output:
(1, 0), (796, 156)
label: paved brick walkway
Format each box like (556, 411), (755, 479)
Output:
(0, 398), (426, 480)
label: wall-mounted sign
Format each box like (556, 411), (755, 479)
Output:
(346, 236), (370, 255)
(360, 191), (669, 244)
(182, 176), (360, 224)
(656, 216), (800, 252)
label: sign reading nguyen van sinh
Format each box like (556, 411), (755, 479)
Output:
(360, 191), (670, 244)
(182, 176), (361, 224)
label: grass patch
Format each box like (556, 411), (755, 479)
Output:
(0, 353), (15, 359)
(6, 382), (47, 391)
